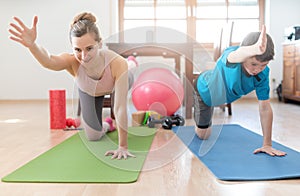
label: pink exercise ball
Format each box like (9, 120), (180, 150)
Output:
(131, 68), (184, 116)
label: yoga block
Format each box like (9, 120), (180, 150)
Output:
(148, 111), (160, 120)
(132, 111), (146, 127)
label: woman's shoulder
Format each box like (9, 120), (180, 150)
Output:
(58, 53), (79, 76)
(101, 50), (127, 77)
(100, 48), (119, 57)
(59, 52), (77, 62)
(101, 49), (126, 64)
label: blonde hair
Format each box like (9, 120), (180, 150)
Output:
(69, 12), (102, 43)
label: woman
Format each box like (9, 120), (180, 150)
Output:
(8, 12), (135, 160)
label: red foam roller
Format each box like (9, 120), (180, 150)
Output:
(49, 89), (66, 129)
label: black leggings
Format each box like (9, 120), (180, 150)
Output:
(78, 88), (108, 141)
(77, 70), (135, 140)
(193, 75), (214, 129)
(79, 88), (104, 131)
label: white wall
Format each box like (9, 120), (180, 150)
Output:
(266, 0), (300, 96)
(0, 0), (117, 100)
(1, 0), (300, 100)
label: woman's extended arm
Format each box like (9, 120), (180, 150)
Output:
(9, 16), (71, 71)
(105, 55), (135, 159)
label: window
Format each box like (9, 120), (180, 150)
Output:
(196, 0), (263, 43)
(121, 0), (187, 43)
(119, 0), (264, 44)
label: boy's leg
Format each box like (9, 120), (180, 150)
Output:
(193, 76), (214, 139)
(195, 126), (212, 140)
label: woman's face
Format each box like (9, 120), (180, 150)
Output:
(71, 33), (100, 64)
(242, 57), (269, 76)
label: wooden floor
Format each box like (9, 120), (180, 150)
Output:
(1, 98), (300, 196)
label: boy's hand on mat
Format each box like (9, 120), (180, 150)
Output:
(105, 147), (136, 160)
(253, 146), (287, 157)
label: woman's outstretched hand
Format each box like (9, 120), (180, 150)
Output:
(8, 16), (38, 48)
(105, 147), (136, 160)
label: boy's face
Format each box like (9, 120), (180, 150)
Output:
(242, 57), (269, 76)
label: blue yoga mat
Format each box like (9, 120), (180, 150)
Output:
(173, 124), (300, 181)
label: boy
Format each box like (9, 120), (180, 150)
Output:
(193, 25), (286, 156)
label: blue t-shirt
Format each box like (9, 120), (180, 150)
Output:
(197, 46), (270, 106)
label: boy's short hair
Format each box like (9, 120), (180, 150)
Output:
(241, 32), (275, 62)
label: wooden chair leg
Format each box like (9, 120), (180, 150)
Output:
(227, 103), (232, 116)
(110, 93), (115, 119)
(77, 100), (81, 117)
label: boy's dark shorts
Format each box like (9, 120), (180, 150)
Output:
(193, 75), (214, 129)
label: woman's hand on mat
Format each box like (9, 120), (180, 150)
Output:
(8, 16), (38, 48)
(253, 145), (287, 156)
(105, 147), (136, 160)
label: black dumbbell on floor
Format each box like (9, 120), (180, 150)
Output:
(148, 114), (185, 129)
(147, 117), (165, 128)
(162, 115), (185, 129)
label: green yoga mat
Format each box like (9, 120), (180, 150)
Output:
(2, 127), (156, 183)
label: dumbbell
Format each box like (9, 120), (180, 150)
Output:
(162, 115), (185, 129)
(148, 115), (185, 129)
(147, 117), (166, 128)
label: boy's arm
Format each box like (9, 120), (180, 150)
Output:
(253, 100), (286, 156)
(227, 25), (267, 63)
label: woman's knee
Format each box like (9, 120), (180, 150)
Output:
(82, 119), (105, 141)
(84, 127), (105, 141)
